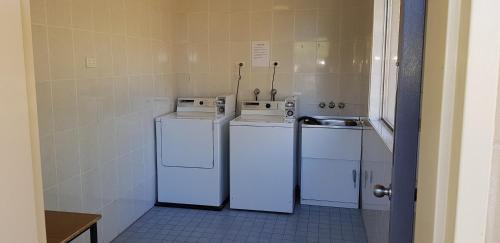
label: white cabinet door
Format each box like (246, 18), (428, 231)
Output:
(301, 158), (360, 205)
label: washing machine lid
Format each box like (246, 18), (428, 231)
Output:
(172, 111), (216, 120)
(159, 115), (214, 169)
(158, 111), (227, 124)
(230, 115), (294, 128)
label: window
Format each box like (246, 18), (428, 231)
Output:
(369, 0), (400, 130)
(381, 0), (400, 128)
(368, 0), (401, 150)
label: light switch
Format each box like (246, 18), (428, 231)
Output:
(86, 57), (97, 68)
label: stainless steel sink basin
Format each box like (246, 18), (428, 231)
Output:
(301, 117), (363, 129)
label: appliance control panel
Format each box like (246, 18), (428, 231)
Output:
(177, 98), (215, 108)
(241, 101), (281, 110)
(284, 96), (298, 122)
(215, 94), (236, 118)
(240, 97), (298, 121)
(176, 95), (236, 115)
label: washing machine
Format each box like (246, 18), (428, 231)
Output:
(229, 96), (298, 213)
(155, 94), (235, 208)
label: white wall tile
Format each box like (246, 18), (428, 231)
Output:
(78, 123), (100, 173)
(40, 135), (57, 189)
(100, 160), (118, 206)
(32, 0), (176, 241)
(48, 27), (75, 80)
(59, 175), (83, 212)
(72, 0), (93, 30)
(52, 79), (78, 131)
(47, 0), (72, 27)
(30, 0), (47, 24)
(54, 129), (80, 182)
(294, 10), (317, 41)
(35, 82), (54, 137)
(250, 11), (272, 40)
(272, 10), (294, 42)
(43, 186), (59, 210)
(82, 168), (102, 213)
(230, 12), (250, 41)
(31, 25), (51, 82)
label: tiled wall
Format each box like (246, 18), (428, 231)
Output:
(30, 0), (176, 242)
(171, 0), (373, 116)
(361, 128), (392, 243)
(31, 0), (373, 242)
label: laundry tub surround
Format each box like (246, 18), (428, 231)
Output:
(156, 95), (235, 208)
(300, 117), (364, 208)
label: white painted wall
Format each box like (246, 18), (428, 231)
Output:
(414, 0), (500, 242)
(0, 1), (45, 242)
(453, 0), (500, 241)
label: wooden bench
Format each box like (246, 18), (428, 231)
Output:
(45, 211), (101, 243)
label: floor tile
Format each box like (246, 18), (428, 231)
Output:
(112, 205), (368, 243)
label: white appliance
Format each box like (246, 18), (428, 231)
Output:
(229, 97), (298, 213)
(300, 117), (362, 208)
(155, 95), (235, 208)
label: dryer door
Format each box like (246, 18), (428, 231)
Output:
(160, 118), (214, 168)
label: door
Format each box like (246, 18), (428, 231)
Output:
(363, 0), (426, 242)
(388, 0), (425, 242)
(301, 158), (360, 208)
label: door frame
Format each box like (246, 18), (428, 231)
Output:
(4, 0), (47, 242)
(389, 0), (426, 242)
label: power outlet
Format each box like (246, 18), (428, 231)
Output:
(237, 62), (246, 68)
(272, 61), (280, 67)
(86, 57), (97, 68)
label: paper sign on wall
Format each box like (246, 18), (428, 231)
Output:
(252, 41), (270, 67)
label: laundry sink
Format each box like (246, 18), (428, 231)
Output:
(301, 117), (363, 129)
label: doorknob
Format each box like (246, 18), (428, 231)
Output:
(374, 184), (392, 199)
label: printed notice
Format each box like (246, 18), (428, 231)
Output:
(252, 41), (270, 67)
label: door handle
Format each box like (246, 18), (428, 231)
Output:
(374, 184), (392, 199)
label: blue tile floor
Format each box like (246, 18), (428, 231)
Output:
(112, 204), (368, 243)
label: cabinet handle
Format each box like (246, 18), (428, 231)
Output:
(364, 170), (368, 188)
(370, 170), (373, 184)
(353, 170), (357, 188)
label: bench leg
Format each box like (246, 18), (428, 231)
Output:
(90, 224), (98, 243)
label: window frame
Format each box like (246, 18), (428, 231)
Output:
(380, 0), (400, 130)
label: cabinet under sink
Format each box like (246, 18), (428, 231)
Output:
(300, 117), (363, 208)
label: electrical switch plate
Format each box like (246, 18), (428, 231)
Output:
(86, 57), (97, 68)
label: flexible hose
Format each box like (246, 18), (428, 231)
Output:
(235, 63), (243, 112)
